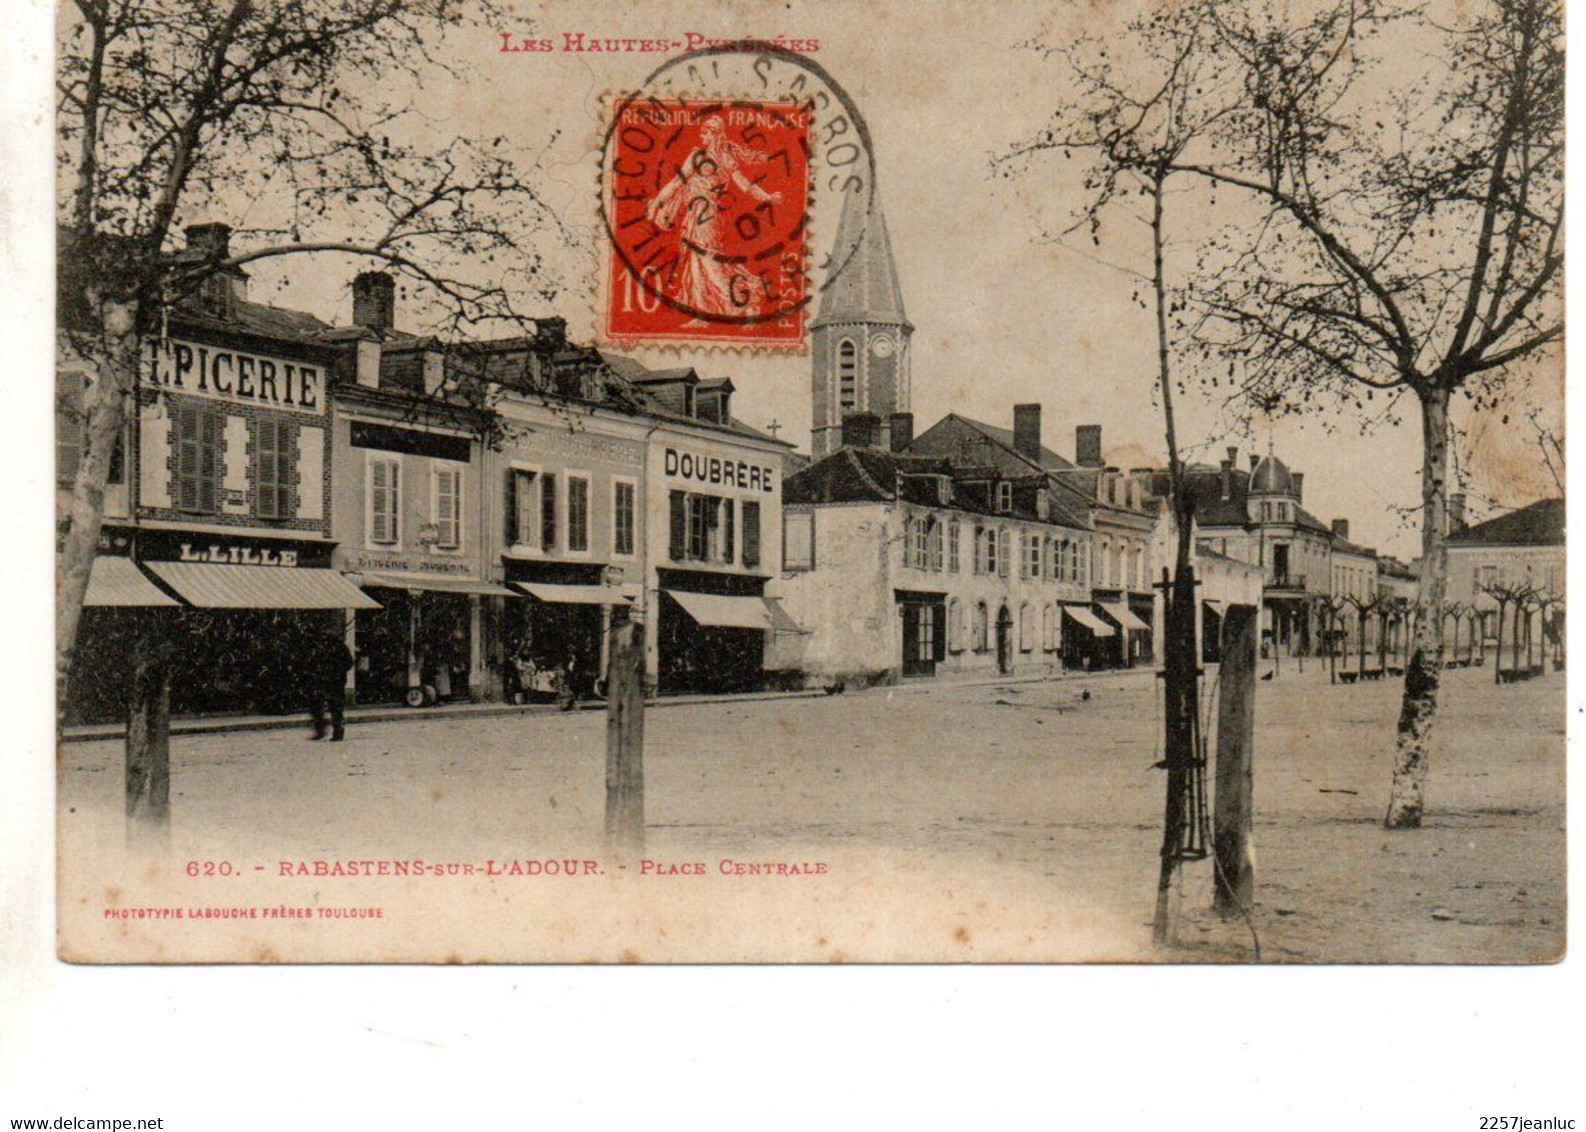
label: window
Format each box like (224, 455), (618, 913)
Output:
(948, 522), (961, 573)
(567, 474), (589, 553)
(1019, 602), (1034, 652)
(433, 463), (462, 549)
(982, 527), (997, 576)
(927, 517), (943, 572)
(837, 338), (858, 412)
(973, 602), (989, 652)
(947, 599), (963, 652)
(784, 511), (814, 570)
(973, 525), (988, 575)
(742, 501), (761, 568)
(1023, 533), (1041, 580)
(174, 404), (222, 513)
(540, 473), (558, 550)
(687, 494), (710, 560)
(369, 455), (400, 544)
(996, 481), (1013, 514)
(614, 480), (636, 556)
(997, 529), (1011, 579)
(506, 468), (537, 549)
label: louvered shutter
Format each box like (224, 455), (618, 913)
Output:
(175, 407), (199, 511)
(669, 490), (686, 560)
(256, 418), (280, 519)
(198, 410), (221, 512)
(742, 501), (760, 568)
(722, 498), (734, 563)
(504, 468), (519, 546)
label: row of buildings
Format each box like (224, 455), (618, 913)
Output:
(60, 199), (1564, 718)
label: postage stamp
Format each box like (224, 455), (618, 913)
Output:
(602, 97), (812, 347)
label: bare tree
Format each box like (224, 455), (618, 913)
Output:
(56, 0), (568, 709)
(1180, 0), (1562, 827)
(994, 7), (1238, 943)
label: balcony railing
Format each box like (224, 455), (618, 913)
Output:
(1266, 571), (1307, 591)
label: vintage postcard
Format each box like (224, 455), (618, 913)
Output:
(53, 0), (1564, 964)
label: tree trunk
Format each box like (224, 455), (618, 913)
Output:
(1386, 388), (1450, 829)
(57, 303), (142, 713)
(126, 621), (171, 843)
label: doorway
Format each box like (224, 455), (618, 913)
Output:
(995, 604), (1013, 674)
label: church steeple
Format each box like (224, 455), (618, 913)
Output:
(810, 189), (913, 460)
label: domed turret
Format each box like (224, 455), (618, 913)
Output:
(1250, 454), (1295, 496)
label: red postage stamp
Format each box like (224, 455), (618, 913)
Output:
(603, 98), (811, 347)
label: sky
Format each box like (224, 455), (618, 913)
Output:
(236, 0), (1565, 561)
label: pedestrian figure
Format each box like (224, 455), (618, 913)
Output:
(311, 630), (355, 741)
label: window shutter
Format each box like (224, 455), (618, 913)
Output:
(722, 498), (735, 563)
(370, 460), (389, 543)
(504, 468), (519, 546)
(540, 472), (557, 550)
(56, 372), (85, 485)
(669, 490), (686, 560)
(199, 409), (221, 512)
(175, 406), (199, 511)
(256, 418), (279, 519)
(742, 501), (760, 568)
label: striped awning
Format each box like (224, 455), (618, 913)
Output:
(146, 562), (382, 609)
(1099, 601), (1151, 633)
(83, 557), (179, 607)
(666, 590), (774, 631)
(1064, 606), (1116, 638)
(513, 582), (632, 606)
(765, 596), (808, 634)
(355, 571), (516, 598)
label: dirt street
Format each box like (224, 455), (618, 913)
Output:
(58, 664), (1565, 963)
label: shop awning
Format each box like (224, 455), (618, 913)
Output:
(666, 589), (774, 631)
(83, 557), (179, 607)
(513, 582), (633, 606)
(1100, 601), (1151, 633)
(146, 562), (382, 609)
(1064, 606), (1115, 637)
(765, 597), (809, 634)
(1203, 599), (1226, 616)
(354, 572), (516, 598)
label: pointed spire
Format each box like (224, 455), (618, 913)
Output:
(813, 190), (909, 329)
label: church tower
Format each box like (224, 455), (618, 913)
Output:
(810, 189), (913, 460)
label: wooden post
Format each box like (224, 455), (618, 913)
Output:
(125, 613), (171, 845)
(1213, 604), (1257, 918)
(604, 617), (646, 855)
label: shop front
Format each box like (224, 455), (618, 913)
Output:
(657, 568), (776, 694)
(895, 589), (947, 677)
(1062, 603), (1115, 671)
(340, 549), (515, 706)
(501, 559), (635, 702)
(70, 528), (379, 722)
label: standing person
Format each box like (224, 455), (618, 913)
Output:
(311, 629), (355, 741)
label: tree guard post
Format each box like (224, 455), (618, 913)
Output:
(1213, 603), (1258, 918)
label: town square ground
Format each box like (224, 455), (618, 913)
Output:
(58, 664), (1564, 964)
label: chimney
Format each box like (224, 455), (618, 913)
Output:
(889, 412), (914, 453)
(841, 411), (881, 450)
(1291, 472), (1304, 502)
(1249, 453), (1260, 472)
(536, 316), (568, 351)
(1449, 493), (1467, 533)
(1076, 424), (1103, 468)
(422, 350), (445, 396)
(1226, 445), (1238, 466)
(1219, 458), (1232, 501)
(1014, 404), (1043, 465)
(185, 222), (233, 260)
(1332, 518), (1350, 541)
(352, 271), (396, 334)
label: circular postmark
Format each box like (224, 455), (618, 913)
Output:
(601, 45), (877, 345)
